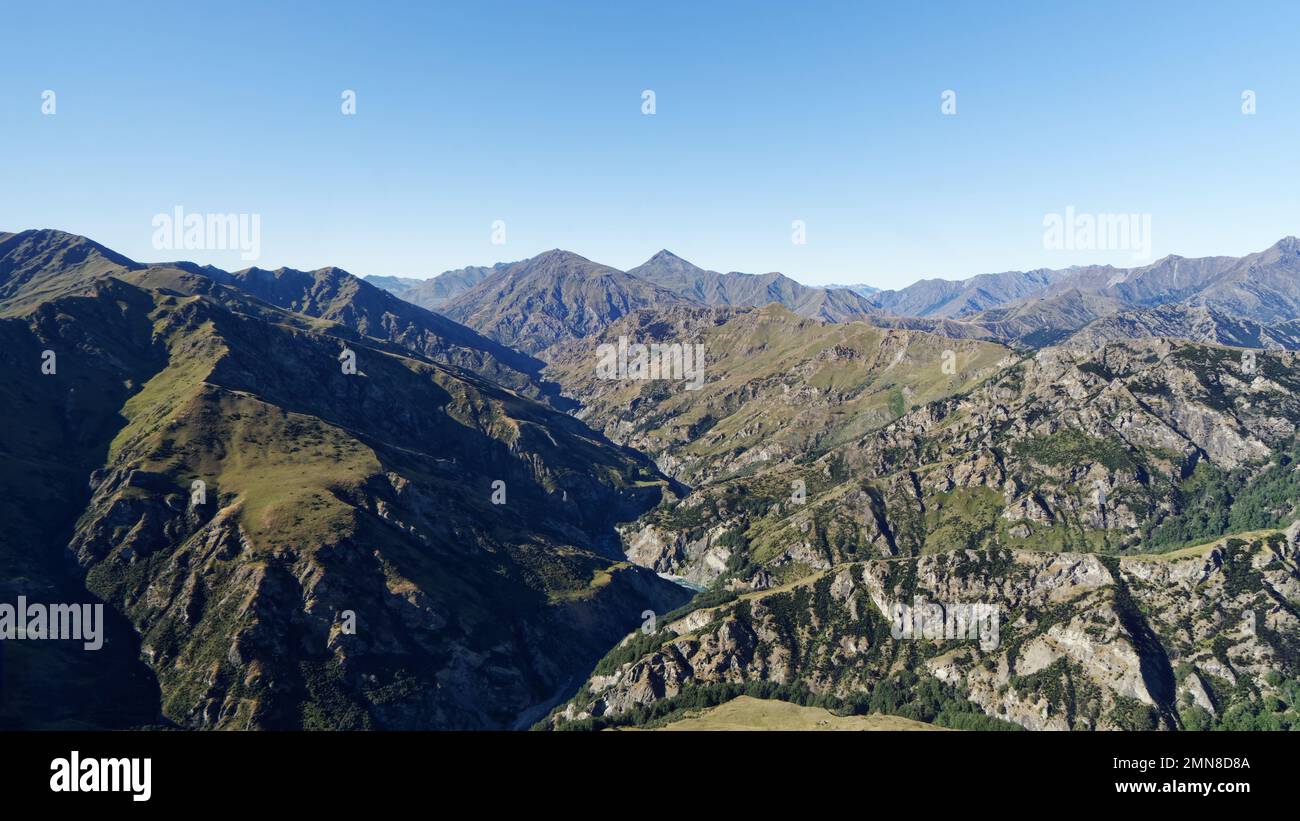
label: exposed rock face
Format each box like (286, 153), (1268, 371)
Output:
(611, 337), (1300, 589)
(154, 263), (560, 406)
(10, 228), (1300, 735)
(621, 522), (734, 588)
(551, 537), (1300, 731)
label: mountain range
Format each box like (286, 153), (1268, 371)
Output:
(363, 236), (1300, 355)
(4, 226), (1299, 733)
(628, 250), (881, 323)
(864, 237), (1300, 348)
(0, 229), (686, 729)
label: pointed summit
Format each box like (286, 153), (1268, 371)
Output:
(441, 250), (691, 354)
(0, 228), (141, 314)
(629, 250), (706, 282)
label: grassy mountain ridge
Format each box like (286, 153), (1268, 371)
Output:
(543, 303), (1013, 488)
(0, 229), (563, 405)
(0, 241), (690, 728)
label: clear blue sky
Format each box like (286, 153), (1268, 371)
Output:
(2, 0), (1297, 288)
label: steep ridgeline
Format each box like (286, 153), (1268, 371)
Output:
(828, 283), (881, 298)
(197, 263), (565, 406)
(0, 276), (167, 729)
(620, 339), (1300, 590)
(440, 250), (693, 357)
(0, 229), (561, 406)
(365, 263), (510, 310)
(866, 237), (1300, 349)
(0, 229), (139, 317)
(0, 249), (689, 729)
(629, 250), (880, 323)
(543, 303), (1012, 488)
(1063, 304), (1300, 351)
(870, 267), (1086, 319)
(547, 533), (1300, 731)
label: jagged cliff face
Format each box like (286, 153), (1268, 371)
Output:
(1, 259), (689, 729)
(549, 532), (1300, 731)
(614, 338), (1300, 590)
(538, 329), (1300, 731)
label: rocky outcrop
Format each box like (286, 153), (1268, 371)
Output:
(551, 537), (1300, 731)
(611, 338), (1300, 587)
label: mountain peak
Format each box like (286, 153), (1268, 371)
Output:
(634, 249), (703, 275)
(311, 265), (356, 279)
(3, 228), (139, 268)
(531, 248), (590, 264)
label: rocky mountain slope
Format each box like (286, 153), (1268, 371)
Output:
(866, 238), (1300, 349)
(0, 230), (560, 405)
(618, 338), (1300, 591)
(629, 250), (880, 323)
(0, 229), (139, 316)
(200, 263), (563, 405)
(0, 234), (690, 729)
(548, 532), (1300, 731)
(870, 267), (1086, 319)
(543, 303), (1012, 488)
(441, 249), (692, 355)
(1065, 304), (1300, 351)
(828, 283), (881, 298)
(8, 227), (1299, 733)
(537, 302), (1300, 731)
